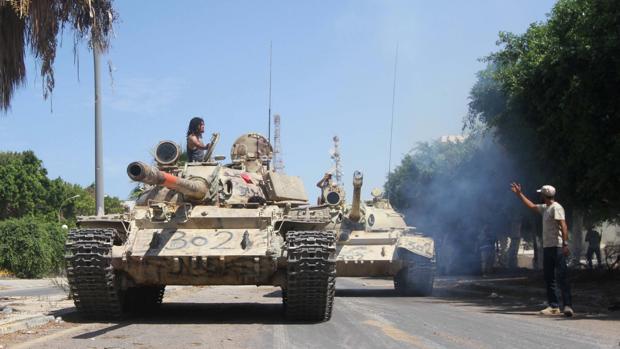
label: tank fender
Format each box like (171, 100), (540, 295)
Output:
(396, 235), (434, 259)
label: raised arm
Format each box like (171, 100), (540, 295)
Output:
(316, 173), (331, 188)
(510, 182), (539, 214)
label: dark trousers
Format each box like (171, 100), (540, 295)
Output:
(586, 246), (602, 268)
(543, 247), (572, 308)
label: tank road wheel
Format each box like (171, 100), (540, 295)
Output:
(284, 231), (336, 322)
(65, 228), (125, 319)
(124, 286), (166, 314)
(394, 251), (435, 296)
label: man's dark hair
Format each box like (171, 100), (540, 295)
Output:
(187, 117), (204, 136)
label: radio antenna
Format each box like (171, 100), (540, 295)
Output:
(267, 41), (273, 144)
(387, 44), (399, 201)
(387, 43), (399, 178)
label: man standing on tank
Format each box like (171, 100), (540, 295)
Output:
(510, 183), (574, 317)
(187, 117), (209, 162)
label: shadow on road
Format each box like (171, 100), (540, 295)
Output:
(431, 285), (620, 322)
(336, 288), (402, 297)
(264, 288), (404, 298)
(52, 301), (326, 333)
(51, 273), (620, 338)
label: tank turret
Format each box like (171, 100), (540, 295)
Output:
(348, 171), (363, 222)
(127, 161), (209, 201)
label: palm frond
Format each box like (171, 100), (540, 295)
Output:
(0, 0), (117, 111)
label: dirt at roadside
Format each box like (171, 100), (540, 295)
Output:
(444, 269), (620, 312)
(0, 295), (72, 318)
(0, 285), (207, 348)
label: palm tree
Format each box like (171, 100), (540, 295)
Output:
(0, 0), (116, 111)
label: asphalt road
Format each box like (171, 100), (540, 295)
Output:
(4, 278), (619, 349)
(0, 287), (65, 298)
(0, 279), (66, 298)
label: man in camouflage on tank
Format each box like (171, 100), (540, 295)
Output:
(510, 183), (574, 317)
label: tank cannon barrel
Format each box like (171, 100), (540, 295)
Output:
(348, 171), (363, 222)
(127, 161), (209, 201)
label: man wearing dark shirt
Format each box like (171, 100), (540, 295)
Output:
(585, 226), (602, 269)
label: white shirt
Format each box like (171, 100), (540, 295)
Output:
(536, 202), (565, 248)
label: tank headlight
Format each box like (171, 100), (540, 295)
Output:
(326, 191), (341, 206)
(155, 141), (181, 166)
(368, 214), (375, 226)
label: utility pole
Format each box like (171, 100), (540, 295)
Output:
(331, 135), (343, 185)
(94, 43), (104, 216)
(273, 114), (284, 172)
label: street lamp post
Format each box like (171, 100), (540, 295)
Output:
(58, 195), (80, 222)
(93, 43), (104, 217)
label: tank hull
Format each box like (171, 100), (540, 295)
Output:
(112, 256), (282, 286)
(334, 231), (434, 277)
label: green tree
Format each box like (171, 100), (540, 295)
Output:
(0, 151), (126, 277)
(0, 151), (125, 221)
(467, 0), (620, 223)
(83, 183), (125, 215)
(0, 151), (50, 219)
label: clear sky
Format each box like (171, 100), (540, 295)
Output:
(1, 0), (556, 202)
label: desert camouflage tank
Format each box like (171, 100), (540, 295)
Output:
(318, 171), (435, 295)
(65, 133), (336, 321)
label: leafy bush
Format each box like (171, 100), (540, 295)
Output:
(0, 151), (50, 220)
(0, 217), (66, 278)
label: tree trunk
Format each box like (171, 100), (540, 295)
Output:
(506, 215), (522, 269)
(572, 209), (584, 262)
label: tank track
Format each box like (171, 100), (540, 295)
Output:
(394, 251), (435, 296)
(284, 231), (336, 322)
(65, 228), (124, 319)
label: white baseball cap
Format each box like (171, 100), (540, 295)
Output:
(536, 185), (556, 197)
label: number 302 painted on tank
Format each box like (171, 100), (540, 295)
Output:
(165, 231), (235, 250)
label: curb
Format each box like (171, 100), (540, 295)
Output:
(0, 315), (55, 335)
